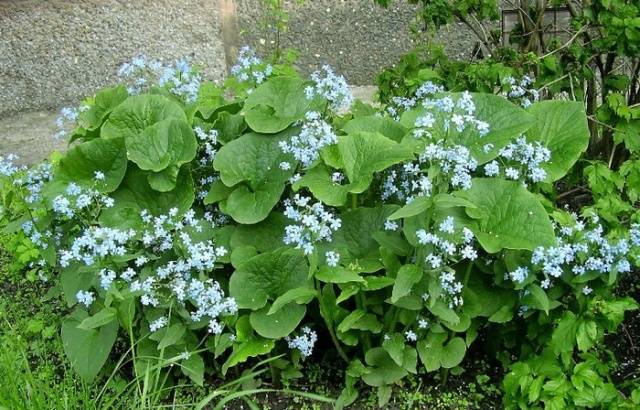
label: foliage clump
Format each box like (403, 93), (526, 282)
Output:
(1, 46), (639, 409)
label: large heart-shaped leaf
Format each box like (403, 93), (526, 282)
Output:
(337, 132), (413, 191)
(79, 85), (129, 131)
(453, 93), (536, 163)
(213, 130), (294, 223)
(230, 212), (289, 252)
(57, 137), (128, 193)
(228, 248), (310, 310)
(101, 94), (186, 140)
(293, 164), (366, 206)
(243, 76), (316, 133)
(525, 100), (590, 181)
(342, 115), (408, 142)
(362, 347), (408, 387)
(99, 165), (194, 229)
(416, 332), (466, 372)
(457, 178), (555, 253)
(61, 309), (119, 382)
(249, 304), (306, 339)
(126, 118), (197, 173)
(333, 206), (400, 260)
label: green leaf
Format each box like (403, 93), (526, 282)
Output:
(382, 333), (406, 366)
(57, 137), (128, 193)
(336, 131), (413, 191)
(293, 164), (358, 207)
(362, 347), (407, 387)
(337, 309), (366, 333)
(213, 131), (294, 223)
(101, 94), (186, 141)
(551, 312), (579, 355)
(333, 206), (399, 259)
(250, 304), (306, 339)
(60, 264), (95, 307)
(204, 179), (234, 205)
(268, 287), (316, 315)
(79, 85), (129, 130)
(315, 266), (365, 284)
(229, 248), (309, 309)
(181, 353), (204, 386)
(77, 307), (117, 330)
(440, 337), (466, 368)
(342, 115), (408, 142)
(229, 212), (289, 253)
(525, 100), (590, 181)
(195, 82), (225, 119)
(100, 165), (194, 229)
(126, 118), (196, 173)
(391, 264), (423, 303)
(61, 310), (119, 382)
(417, 332), (466, 371)
(387, 197), (432, 220)
(452, 93), (536, 163)
(525, 284), (550, 315)
(428, 300), (460, 323)
(214, 111), (247, 143)
(158, 323), (186, 349)
(243, 76), (315, 133)
(458, 178), (555, 252)
(222, 338), (275, 375)
(147, 164), (180, 192)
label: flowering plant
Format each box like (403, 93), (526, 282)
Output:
(1, 50), (638, 407)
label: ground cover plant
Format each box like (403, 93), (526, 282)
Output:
(1, 43), (639, 409)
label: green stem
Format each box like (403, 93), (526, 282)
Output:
(309, 251), (348, 363)
(462, 260), (473, 290)
(315, 279), (349, 363)
(357, 292), (372, 352)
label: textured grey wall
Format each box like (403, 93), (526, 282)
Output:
(0, 0), (227, 117)
(0, 0), (477, 118)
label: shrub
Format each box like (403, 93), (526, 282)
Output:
(1, 49), (639, 408)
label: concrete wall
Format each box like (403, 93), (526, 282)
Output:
(0, 0), (228, 117)
(1, 0), (478, 118)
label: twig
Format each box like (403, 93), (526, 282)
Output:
(539, 25), (587, 59)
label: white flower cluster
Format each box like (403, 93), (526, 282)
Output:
(59, 226), (135, 267)
(149, 316), (168, 332)
(381, 162), (433, 204)
(507, 216), (638, 290)
(386, 81), (444, 119)
(51, 182), (113, 219)
(230, 46), (273, 86)
(278, 111), (337, 168)
(54, 106), (88, 140)
(414, 92), (490, 139)
(185, 278), (238, 334)
(194, 126), (219, 166)
(325, 251), (340, 267)
(420, 143), (478, 190)
(484, 136), (551, 183)
(20, 220), (52, 249)
(283, 194), (342, 255)
(118, 56), (202, 103)
(416, 218), (477, 308)
(305, 65), (354, 111)
(75, 290), (95, 307)
(0, 154), (24, 177)
(2, 159), (53, 206)
(286, 326), (318, 358)
(501, 75), (539, 108)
